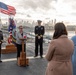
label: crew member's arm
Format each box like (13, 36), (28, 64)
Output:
(45, 41), (55, 61)
(40, 26), (45, 37)
(0, 31), (3, 44)
(34, 26), (38, 37)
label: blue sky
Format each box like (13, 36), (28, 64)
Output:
(0, 0), (76, 23)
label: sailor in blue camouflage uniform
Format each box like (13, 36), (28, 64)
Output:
(71, 30), (76, 75)
(0, 30), (3, 62)
(34, 20), (45, 58)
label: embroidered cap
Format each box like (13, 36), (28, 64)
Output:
(37, 20), (42, 23)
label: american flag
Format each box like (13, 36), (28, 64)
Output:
(8, 18), (16, 32)
(0, 2), (16, 15)
(8, 18), (16, 44)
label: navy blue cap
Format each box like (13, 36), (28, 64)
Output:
(37, 20), (42, 22)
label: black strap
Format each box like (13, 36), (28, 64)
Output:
(21, 33), (23, 37)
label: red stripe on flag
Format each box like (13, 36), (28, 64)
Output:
(0, 8), (9, 15)
(7, 5), (16, 10)
(7, 5), (16, 15)
(0, 5), (16, 15)
(0, 8), (16, 15)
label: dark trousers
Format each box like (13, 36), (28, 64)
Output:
(16, 44), (26, 58)
(35, 38), (43, 56)
(0, 44), (1, 60)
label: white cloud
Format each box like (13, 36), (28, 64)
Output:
(0, 0), (76, 24)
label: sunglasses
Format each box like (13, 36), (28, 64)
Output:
(19, 28), (23, 29)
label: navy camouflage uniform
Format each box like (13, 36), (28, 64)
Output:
(0, 30), (3, 62)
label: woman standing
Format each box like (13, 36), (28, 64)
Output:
(45, 22), (74, 75)
(16, 25), (27, 59)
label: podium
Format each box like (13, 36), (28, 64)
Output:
(17, 38), (29, 66)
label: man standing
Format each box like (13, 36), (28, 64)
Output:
(34, 20), (45, 58)
(0, 29), (3, 62)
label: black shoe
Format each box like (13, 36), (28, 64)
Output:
(40, 56), (43, 58)
(0, 60), (2, 62)
(34, 55), (37, 57)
